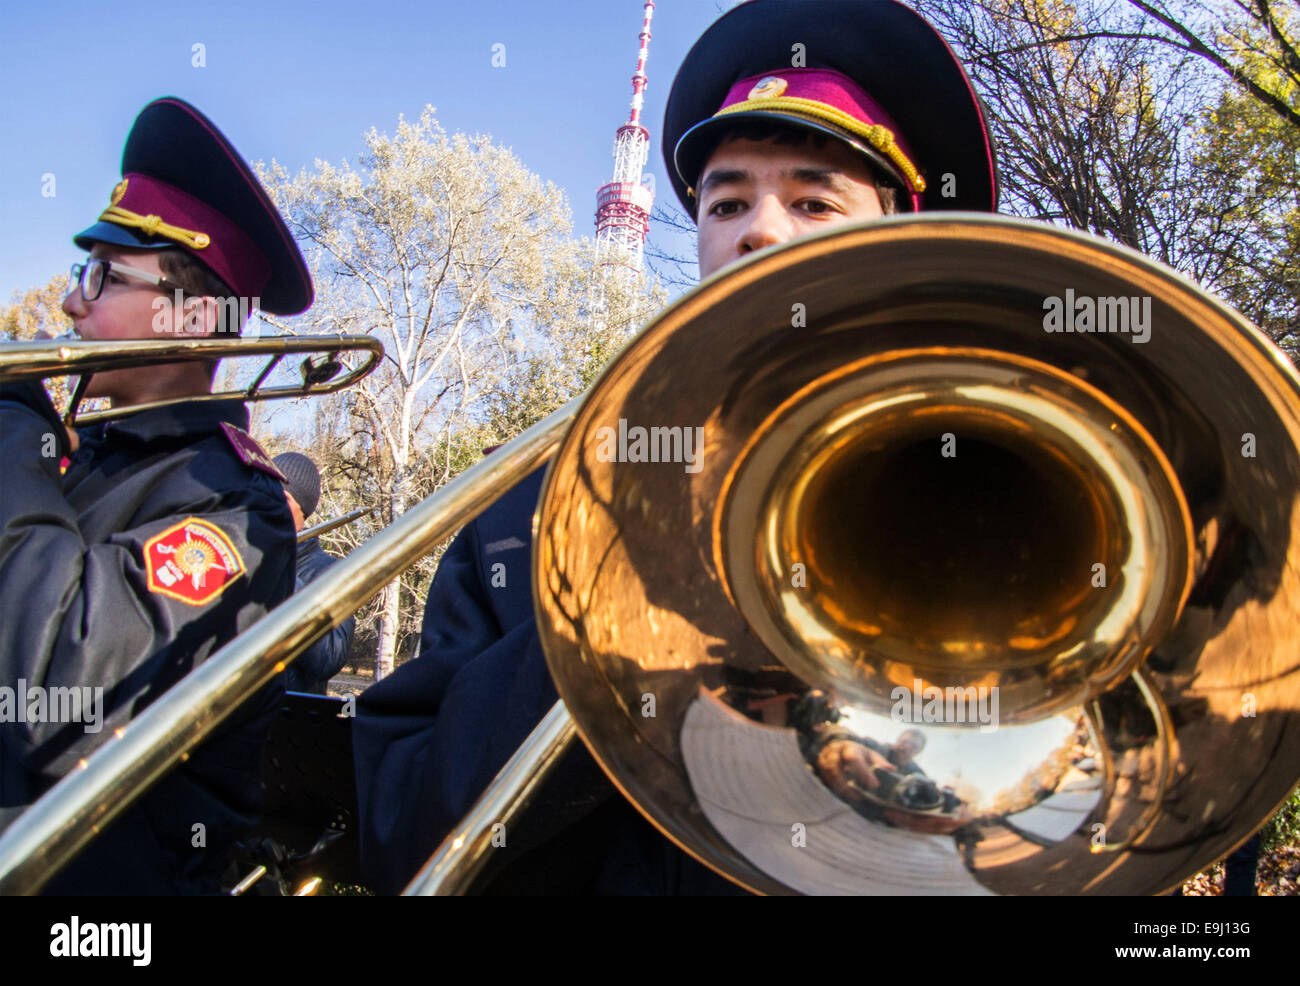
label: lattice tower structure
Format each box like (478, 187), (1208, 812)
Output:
(595, 0), (656, 280)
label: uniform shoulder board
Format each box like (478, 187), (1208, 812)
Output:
(219, 423), (288, 482)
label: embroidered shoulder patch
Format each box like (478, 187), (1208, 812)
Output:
(219, 422), (287, 482)
(144, 517), (245, 606)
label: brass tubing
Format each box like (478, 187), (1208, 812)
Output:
(245, 351), (284, 396)
(1090, 665), (1175, 855)
(0, 335), (378, 382)
(403, 700), (578, 896)
(0, 396), (579, 895)
(0, 335), (385, 425)
(229, 865), (267, 896)
(297, 506), (375, 544)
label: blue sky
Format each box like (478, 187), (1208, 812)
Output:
(1, 0), (729, 301)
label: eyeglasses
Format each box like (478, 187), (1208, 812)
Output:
(67, 257), (188, 303)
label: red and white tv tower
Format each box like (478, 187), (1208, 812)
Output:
(595, 1), (656, 279)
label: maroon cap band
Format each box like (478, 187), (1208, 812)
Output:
(678, 67), (927, 212)
(97, 172), (271, 300)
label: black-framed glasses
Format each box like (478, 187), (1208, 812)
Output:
(67, 258), (188, 303)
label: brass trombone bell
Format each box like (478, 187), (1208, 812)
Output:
(0, 334), (384, 425)
(527, 213), (1300, 895)
(716, 346), (1193, 724)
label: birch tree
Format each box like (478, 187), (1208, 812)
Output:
(259, 108), (664, 677)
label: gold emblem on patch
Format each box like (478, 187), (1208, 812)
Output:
(110, 179), (128, 205)
(748, 76), (788, 100)
(174, 537), (218, 579)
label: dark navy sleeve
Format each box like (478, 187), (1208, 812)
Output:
(352, 512), (564, 894)
(0, 399), (296, 802)
(288, 544), (355, 685)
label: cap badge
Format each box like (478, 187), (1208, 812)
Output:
(110, 179), (129, 206)
(748, 76), (788, 100)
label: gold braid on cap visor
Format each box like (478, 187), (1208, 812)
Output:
(712, 95), (927, 194)
(97, 205), (212, 250)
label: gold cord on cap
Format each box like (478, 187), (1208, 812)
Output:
(98, 205), (212, 249)
(714, 95), (927, 193)
(99, 180), (212, 249)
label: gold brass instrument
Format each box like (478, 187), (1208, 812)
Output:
(3, 215), (1299, 896)
(0, 334), (384, 425)
(297, 506), (376, 544)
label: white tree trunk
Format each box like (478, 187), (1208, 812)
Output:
(372, 390), (414, 680)
(374, 577), (401, 680)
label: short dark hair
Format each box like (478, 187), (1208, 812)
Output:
(156, 249), (237, 376)
(700, 119), (900, 215)
(157, 247), (235, 301)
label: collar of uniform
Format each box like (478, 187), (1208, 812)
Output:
(89, 398), (250, 445)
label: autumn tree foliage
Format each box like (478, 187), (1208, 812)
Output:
(0, 275), (77, 410)
(912, 0), (1298, 352)
(258, 107), (665, 678)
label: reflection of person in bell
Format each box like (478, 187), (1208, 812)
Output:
(680, 691), (994, 895)
(890, 729), (926, 773)
(793, 691), (973, 835)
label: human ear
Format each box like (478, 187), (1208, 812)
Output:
(181, 296), (219, 337)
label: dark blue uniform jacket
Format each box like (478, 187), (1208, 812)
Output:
(353, 467), (746, 895)
(285, 538), (355, 694)
(0, 391), (295, 894)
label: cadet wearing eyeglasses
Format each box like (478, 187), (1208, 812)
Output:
(0, 97), (313, 894)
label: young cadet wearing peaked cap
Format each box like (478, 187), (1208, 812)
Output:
(0, 97), (312, 894)
(664, 0), (997, 217)
(352, 0), (998, 895)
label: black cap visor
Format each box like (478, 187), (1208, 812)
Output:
(675, 110), (916, 215)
